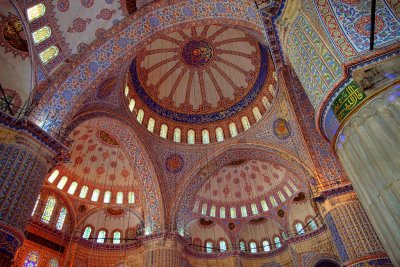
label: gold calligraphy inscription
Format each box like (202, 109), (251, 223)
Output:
(332, 80), (366, 122)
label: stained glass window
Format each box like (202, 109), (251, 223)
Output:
(220, 207), (225, 218)
(283, 186), (292, 197)
(23, 251), (39, 267)
(113, 231), (121, 244)
(201, 203), (207, 215)
(288, 180), (297, 191)
(270, 196), (278, 207)
(97, 230), (106, 243)
(241, 116), (250, 130)
(49, 259), (58, 267)
(160, 124), (168, 138)
(230, 207), (236, 218)
(27, 3), (46, 22)
(241, 206), (248, 217)
(31, 195), (40, 216)
(229, 123), (238, 137)
(67, 181), (78, 195)
(215, 127), (224, 142)
(116, 192), (123, 204)
(48, 170), (59, 183)
(262, 96), (270, 109)
(193, 201), (199, 212)
(56, 207), (67, 230)
(278, 191), (286, 202)
(261, 200), (268, 212)
(262, 240), (270, 252)
(249, 242), (257, 253)
(136, 109), (144, 123)
(129, 98), (135, 111)
(251, 204), (259, 215)
(79, 186), (89, 198)
(219, 240), (227, 252)
(39, 45), (59, 64)
(147, 118), (155, 132)
(91, 189), (100, 201)
(173, 128), (181, 143)
(57, 176), (68, 189)
(206, 241), (213, 253)
(187, 130), (195, 144)
(239, 241), (246, 251)
(128, 192), (135, 204)
(252, 107), (262, 121)
(202, 129), (210, 144)
(269, 84), (275, 96)
(82, 226), (92, 239)
(274, 236), (281, 248)
(308, 219), (317, 231)
(124, 85), (129, 96)
(41, 197), (56, 223)
(296, 223), (305, 235)
(210, 205), (216, 217)
(32, 26), (51, 44)
(103, 191), (111, 203)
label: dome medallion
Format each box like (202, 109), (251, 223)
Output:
(181, 40), (213, 67)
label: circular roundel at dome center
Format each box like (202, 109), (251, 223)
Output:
(181, 40), (213, 67)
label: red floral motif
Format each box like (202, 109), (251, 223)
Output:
(90, 155), (97, 162)
(121, 169), (129, 177)
(96, 166), (105, 175)
(96, 8), (116, 20)
(83, 167), (91, 174)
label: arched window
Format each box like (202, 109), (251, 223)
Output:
(220, 207), (225, 218)
(251, 204), (259, 215)
(249, 242), (257, 253)
(201, 203), (207, 215)
(187, 129), (195, 144)
(82, 226), (92, 239)
(269, 84), (275, 96)
(193, 201), (199, 212)
(23, 251), (39, 267)
(39, 45), (59, 64)
(202, 129), (210, 144)
(229, 123), (238, 137)
(67, 181), (78, 195)
(48, 170), (59, 183)
(288, 180), (297, 191)
(116, 192), (123, 204)
(239, 241), (246, 251)
(128, 192), (135, 204)
(129, 98), (135, 111)
(32, 26), (51, 44)
(97, 230), (106, 243)
(274, 236), (281, 248)
(219, 240), (227, 252)
(252, 107), (262, 121)
(283, 186), (292, 197)
(41, 196), (56, 223)
(230, 207), (237, 218)
(260, 200), (268, 212)
(125, 85), (129, 96)
(147, 118), (155, 132)
(215, 127), (224, 142)
(56, 176), (68, 189)
(160, 124), (168, 138)
(308, 219), (317, 231)
(91, 189), (100, 202)
(136, 109), (144, 123)
(49, 258), (58, 267)
(262, 240), (270, 252)
(79, 186), (89, 198)
(113, 231), (121, 244)
(278, 191), (286, 202)
(27, 3), (46, 22)
(56, 207), (67, 230)
(241, 116), (250, 130)
(206, 241), (213, 253)
(210, 205), (216, 217)
(31, 195), (40, 216)
(103, 191), (111, 203)
(173, 128), (181, 142)
(295, 223), (305, 235)
(241, 206), (248, 217)
(270, 196), (278, 207)
(262, 96), (270, 109)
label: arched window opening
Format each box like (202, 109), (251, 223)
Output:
(125, 85), (129, 96)
(48, 170), (59, 183)
(241, 206), (248, 217)
(31, 195), (40, 216)
(129, 98), (135, 111)
(295, 223), (305, 235)
(41, 197), (56, 223)
(239, 241), (246, 251)
(219, 240), (227, 252)
(39, 45), (59, 64)
(215, 127), (224, 142)
(79, 186), (89, 198)
(252, 107), (262, 121)
(249, 242), (257, 253)
(56, 176), (68, 189)
(116, 192), (123, 204)
(32, 26), (51, 44)
(82, 226), (92, 239)
(210, 205), (216, 217)
(173, 128), (181, 142)
(274, 236), (281, 248)
(308, 219), (318, 231)
(187, 129), (195, 144)
(262, 96), (270, 109)
(49, 258), (58, 267)
(23, 251), (39, 267)
(261, 200), (268, 212)
(241, 116), (251, 130)
(97, 230), (106, 243)
(251, 204), (259, 215)
(262, 240), (270, 252)
(202, 129), (210, 144)
(193, 201), (199, 213)
(91, 189), (100, 202)
(283, 186), (292, 197)
(206, 241), (213, 253)
(27, 3), (46, 22)
(56, 207), (67, 230)
(160, 124), (168, 138)
(269, 84), (275, 96)
(229, 123), (238, 137)
(288, 180), (297, 191)
(270, 196), (278, 207)
(103, 191), (111, 203)
(230, 207), (237, 218)
(113, 231), (121, 244)
(278, 191), (286, 202)
(128, 192), (135, 204)
(201, 203), (207, 215)
(136, 109), (144, 124)
(220, 207), (225, 218)
(147, 117), (155, 132)
(67, 181), (78, 195)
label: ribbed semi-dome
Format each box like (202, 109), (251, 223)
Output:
(124, 24), (277, 144)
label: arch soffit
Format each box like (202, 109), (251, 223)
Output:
(40, 185), (77, 224)
(64, 115), (164, 229)
(32, 0), (266, 130)
(307, 253), (341, 267)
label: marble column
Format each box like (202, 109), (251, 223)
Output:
(143, 237), (183, 267)
(321, 192), (392, 267)
(335, 87), (400, 265)
(0, 127), (57, 266)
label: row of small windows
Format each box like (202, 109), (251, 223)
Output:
(201, 238), (280, 254)
(31, 195), (67, 231)
(48, 170), (135, 204)
(194, 182), (297, 218)
(27, 4), (59, 64)
(125, 85), (274, 144)
(82, 226), (134, 244)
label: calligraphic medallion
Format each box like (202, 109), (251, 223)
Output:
(332, 80), (366, 123)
